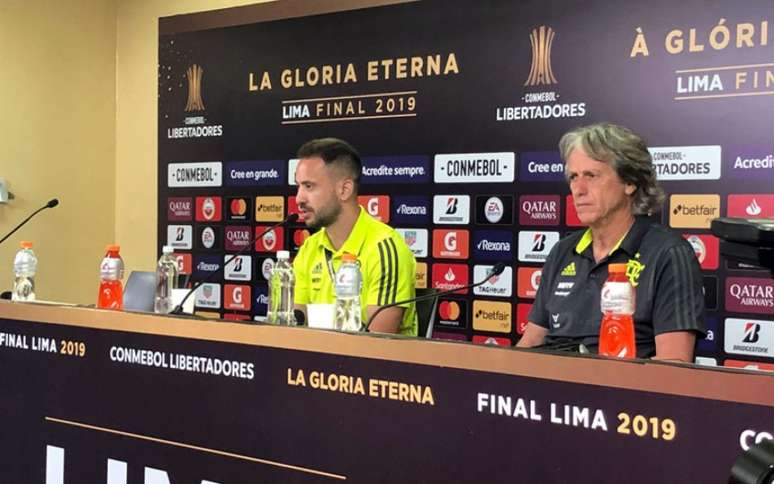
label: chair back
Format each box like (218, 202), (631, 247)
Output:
(415, 288), (439, 339)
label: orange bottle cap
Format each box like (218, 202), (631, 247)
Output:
(608, 263), (627, 273)
(20, 241), (33, 249)
(341, 252), (357, 262)
(106, 244), (121, 252)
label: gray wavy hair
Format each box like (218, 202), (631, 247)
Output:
(558, 122), (664, 215)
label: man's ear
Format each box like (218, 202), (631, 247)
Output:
(625, 183), (636, 196)
(337, 177), (355, 201)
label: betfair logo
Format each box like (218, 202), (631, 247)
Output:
(525, 26), (558, 86)
(560, 262), (576, 277)
(625, 259), (646, 287)
(472, 300), (512, 333)
(185, 64), (205, 112)
(669, 194), (720, 228)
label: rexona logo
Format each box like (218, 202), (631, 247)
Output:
(224, 284), (252, 311)
(697, 317), (718, 352)
(195, 196), (222, 222)
(727, 194), (774, 218)
(725, 318), (773, 356)
(431, 263), (469, 294)
(253, 285), (269, 321)
(432, 229), (469, 259)
(472, 300), (512, 333)
(225, 160), (284, 187)
(669, 194), (720, 228)
(397, 228), (429, 258)
(227, 197), (252, 222)
(682, 234), (719, 270)
(195, 226), (221, 251)
(726, 277), (774, 314)
(194, 282), (221, 309)
(415, 262), (428, 289)
(519, 151), (565, 182)
(517, 267), (542, 298)
(518, 231), (560, 262)
(224, 226), (251, 251)
(475, 195), (514, 225)
(167, 162), (222, 188)
(358, 195), (390, 222)
(519, 195), (560, 225)
(392, 196), (431, 224)
(433, 195), (470, 224)
(172, 253), (192, 274)
(434, 153), (515, 183)
(255, 227), (284, 253)
(166, 225), (192, 250)
(473, 265), (513, 298)
(436, 298), (468, 329)
(255, 196), (284, 222)
(361, 155), (430, 184)
(224, 255), (252, 281)
(194, 255), (221, 277)
(727, 148), (774, 180)
(473, 230), (513, 261)
(648, 146), (721, 180)
(167, 197), (192, 221)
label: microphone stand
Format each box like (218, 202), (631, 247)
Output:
(0, 199), (60, 246)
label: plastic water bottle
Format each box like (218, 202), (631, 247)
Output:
(98, 245), (124, 310)
(267, 250), (295, 325)
(598, 263), (636, 358)
(333, 253), (362, 332)
(154, 246), (179, 314)
(12, 241), (37, 301)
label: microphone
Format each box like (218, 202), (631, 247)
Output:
(0, 198), (60, 246)
(170, 213), (299, 315)
(364, 261), (506, 331)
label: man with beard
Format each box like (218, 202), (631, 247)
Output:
(292, 138), (418, 335)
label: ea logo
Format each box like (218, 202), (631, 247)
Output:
(262, 259), (275, 280)
(444, 232), (457, 251)
(485, 197), (504, 223)
(367, 197), (380, 216)
(739, 429), (773, 451)
(201, 227), (215, 248)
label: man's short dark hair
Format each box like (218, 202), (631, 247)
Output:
(297, 138), (362, 190)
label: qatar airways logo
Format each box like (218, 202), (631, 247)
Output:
(224, 227), (251, 251)
(519, 195), (560, 225)
(167, 197), (192, 221)
(726, 278), (774, 314)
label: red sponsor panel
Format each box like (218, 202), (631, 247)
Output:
(224, 284), (252, 311)
(727, 194), (774, 218)
(195, 196), (222, 222)
(472, 335), (511, 346)
(293, 229), (311, 249)
(724, 359), (774, 372)
(431, 263), (469, 294)
(516, 303), (533, 334)
(358, 195), (390, 223)
(173, 253), (192, 274)
(565, 195), (584, 227)
(255, 227), (285, 253)
(432, 229), (470, 259)
(725, 277), (774, 314)
(682, 234), (719, 270)
(287, 196), (300, 216)
(517, 267), (542, 299)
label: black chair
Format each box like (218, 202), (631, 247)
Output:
(415, 288), (439, 339)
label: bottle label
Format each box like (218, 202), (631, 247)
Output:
(600, 281), (635, 315)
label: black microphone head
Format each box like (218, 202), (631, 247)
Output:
(293, 309), (306, 325)
(491, 262), (506, 276)
(286, 213), (299, 223)
(47, 198), (59, 208)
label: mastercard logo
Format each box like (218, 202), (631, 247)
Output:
(438, 301), (461, 320)
(293, 229), (310, 247)
(231, 199), (248, 216)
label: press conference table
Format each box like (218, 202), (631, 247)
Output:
(0, 301), (771, 483)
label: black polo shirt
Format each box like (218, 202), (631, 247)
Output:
(527, 216), (706, 358)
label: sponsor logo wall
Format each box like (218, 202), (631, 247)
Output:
(159, 0), (773, 365)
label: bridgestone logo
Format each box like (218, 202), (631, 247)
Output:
(733, 345), (768, 353)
